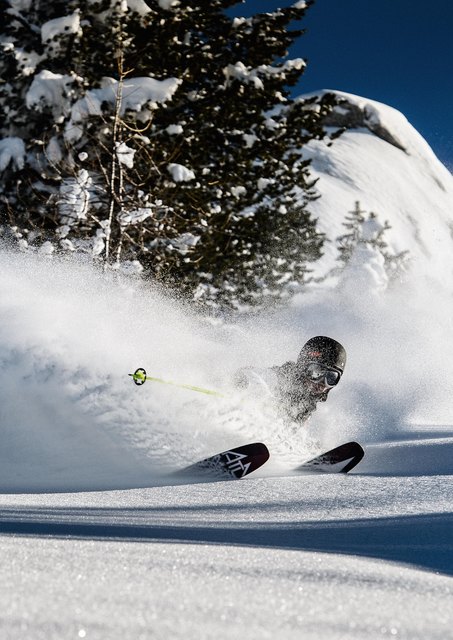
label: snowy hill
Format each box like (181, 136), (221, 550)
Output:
(302, 91), (453, 283)
(1, 92), (453, 638)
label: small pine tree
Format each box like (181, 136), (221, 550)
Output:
(336, 201), (367, 266)
(0, 0), (339, 309)
(335, 201), (409, 285)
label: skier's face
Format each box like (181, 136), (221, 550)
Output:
(306, 379), (330, 395)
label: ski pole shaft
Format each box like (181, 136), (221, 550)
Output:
(128, 368), (225, 398)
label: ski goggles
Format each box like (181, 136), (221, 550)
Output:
(305, 363), (342, 387)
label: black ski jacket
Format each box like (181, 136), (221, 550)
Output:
(234, 360), (328, 424)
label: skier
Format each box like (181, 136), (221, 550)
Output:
(233, 336), (346, 425)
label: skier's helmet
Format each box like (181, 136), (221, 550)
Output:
(297, 336), (346, 374)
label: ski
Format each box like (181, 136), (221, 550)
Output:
(175, 440), (362, 481)
(295, 441), (364, 474)
(177, 442), (270, 480)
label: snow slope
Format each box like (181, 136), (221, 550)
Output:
(1, 91), (453, 638)
(303, 91), (453, 284)
(0, 473), (452, 639)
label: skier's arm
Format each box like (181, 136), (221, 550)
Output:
(232, 367), (278, 397)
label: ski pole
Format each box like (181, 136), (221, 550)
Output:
(128, 367), (225, 398)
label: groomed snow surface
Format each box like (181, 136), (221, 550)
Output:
(0, 248), (452, 639)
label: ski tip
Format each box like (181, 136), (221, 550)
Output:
(245, 442), (270, 456)
(345, 441), (365, 458)
(236, 442), (270, 467)
(296, 440), (365, 474)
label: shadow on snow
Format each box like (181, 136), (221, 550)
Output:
(0, 507), (452, 577)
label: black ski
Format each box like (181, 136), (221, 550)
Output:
(178, 442), (270, 480)
(295, 441), (364, 474)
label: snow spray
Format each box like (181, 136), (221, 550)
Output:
(0, 245), (452, 490)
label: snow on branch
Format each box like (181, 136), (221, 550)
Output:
(58, 170), (92, 222)
(41, 11), (81, 45)
(26, 70), (78, 119)
(167, 163), (195, 182)
(223, 60), (306, 90)
(0, 137), (25, 172)
(65, 76), (181, 142)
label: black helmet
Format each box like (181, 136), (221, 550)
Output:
(297, 336), (346, 373)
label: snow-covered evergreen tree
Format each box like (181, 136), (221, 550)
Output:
(335, 201), (409, 292)
(0, 0), (337, 308)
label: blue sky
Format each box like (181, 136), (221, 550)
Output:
(240, 0), (453, 170)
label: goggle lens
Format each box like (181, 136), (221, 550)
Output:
(306, 363), (341, 387)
